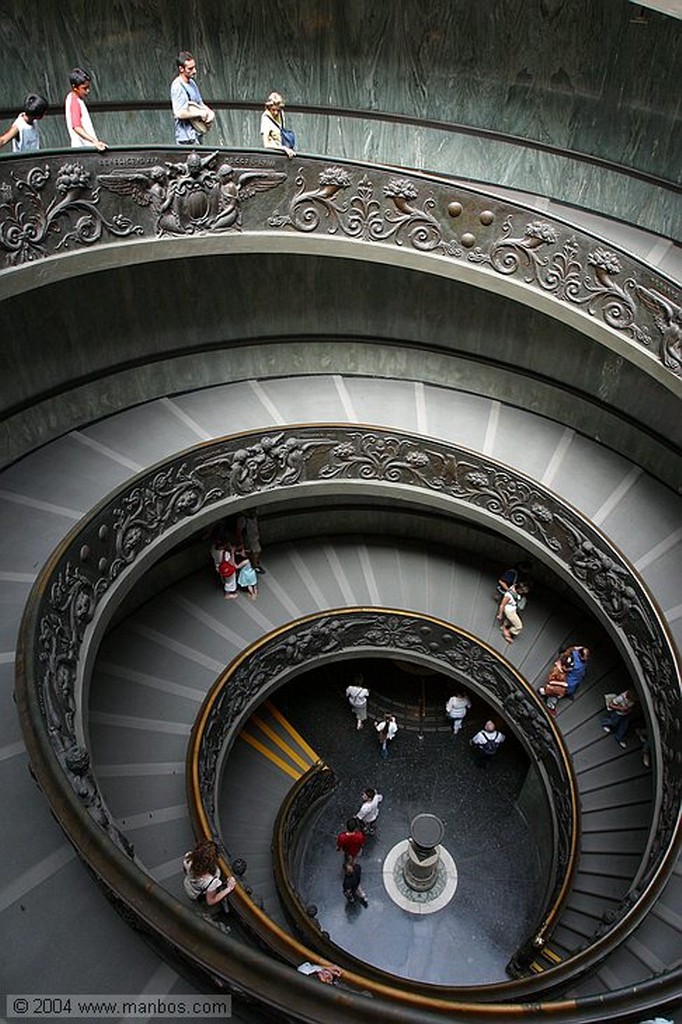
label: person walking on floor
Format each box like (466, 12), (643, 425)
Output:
(376, 715), (398, 758)
(235, 549), (259, 600)
(445, 691), (471, 735)
(346, 676), (369, 730)
(336, 818), (365, 864)
(0, 93), (48, 151)
(539, 645), (590, 716)
(65, 68), (107, 150)
(470, 721), (505, 766)
(342, 858), (368, 907)
(260, 91), (296, 159)
(497, 582), (529, 643)
(182, 839), (237, 910)
(356, 788), (383, 835)
(601, 689), (637, 748)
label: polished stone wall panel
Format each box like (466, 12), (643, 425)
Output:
(1, 0), (679, 223)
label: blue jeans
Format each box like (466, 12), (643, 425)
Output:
(601, 711), (630, 743)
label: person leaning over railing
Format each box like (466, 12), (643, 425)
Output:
(260, 91), (296, 159)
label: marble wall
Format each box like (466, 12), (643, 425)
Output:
(1, 1), (680, 233)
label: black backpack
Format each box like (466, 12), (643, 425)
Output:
(480, 731), (500, 755)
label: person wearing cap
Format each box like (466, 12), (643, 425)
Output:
(260, 91), (296, 158)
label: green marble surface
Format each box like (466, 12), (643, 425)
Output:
(1, 1), (680, 235)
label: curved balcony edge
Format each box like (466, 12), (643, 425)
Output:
(0, 151), (679, 391)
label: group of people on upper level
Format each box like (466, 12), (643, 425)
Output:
(210, 510), (264, 601)
(1, 54), (296, 158)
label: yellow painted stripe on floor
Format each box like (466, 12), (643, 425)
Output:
(239, 730), (302, 781)
(250, 715), (312, 771)
(543, 948), (562, 964)
(529, 962), (544, 973)
(264, 700), (319, 763)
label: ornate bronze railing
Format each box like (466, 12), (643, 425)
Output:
(0, 150), (679, 383)
(189, 611), (577, 997)
(15, 424), (682, 1019)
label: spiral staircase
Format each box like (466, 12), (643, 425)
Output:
(3, 335), (681, 1022)
(1, 9), (681, 1009)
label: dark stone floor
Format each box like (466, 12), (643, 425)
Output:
(276, 664), (545, 986)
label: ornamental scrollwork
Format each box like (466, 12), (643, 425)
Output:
(267, 164), (678, 377)
(268, 166), (456, 254)
(0, 162), (142, 265)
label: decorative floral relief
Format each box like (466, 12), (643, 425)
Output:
(1, 155), (678, 375)
(268, 166), (455, 253)
(268, 167), (678, 376)
(0, 162), (142, 265)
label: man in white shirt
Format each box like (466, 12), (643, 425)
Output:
(356, 788), (383, 834)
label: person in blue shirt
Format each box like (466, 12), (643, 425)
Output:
(170, 51), (214, 145)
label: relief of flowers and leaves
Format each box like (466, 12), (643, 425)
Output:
(0, 162), (142, 266)
(268, 166), (455, 253)
(468, 217), (662, 354)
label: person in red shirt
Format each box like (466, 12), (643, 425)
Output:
(336, 818), (365, 863)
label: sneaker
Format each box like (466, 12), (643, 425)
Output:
(617, 741), (627, 749)
(642, 751), (651, 768)
(255, 566), (266, 575)
(547, 705), (557, 718)
(359, 896), (368, 908)
(602, 726), (612, 734)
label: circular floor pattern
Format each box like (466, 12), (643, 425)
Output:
(382, 839), (458, 915)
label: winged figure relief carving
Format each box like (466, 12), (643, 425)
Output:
(98, 153), (286, 236)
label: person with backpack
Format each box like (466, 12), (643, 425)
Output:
(215, 543), (238, 599)
(183, 839), (237, 908)
(470, 721), (505, 766)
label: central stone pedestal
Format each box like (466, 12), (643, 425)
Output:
(403, 813), (446, 892)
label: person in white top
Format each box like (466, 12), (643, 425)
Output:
(376, 715), (398, 758)
(0, 93), (48, 152)
(356, 788), (383, 833)
(64, 68), (107, 150)
(260, 91), (296, 159)
(346, 675), (369, 730)
(471, 720), (505, 766)
(445, 692), (471, 734)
